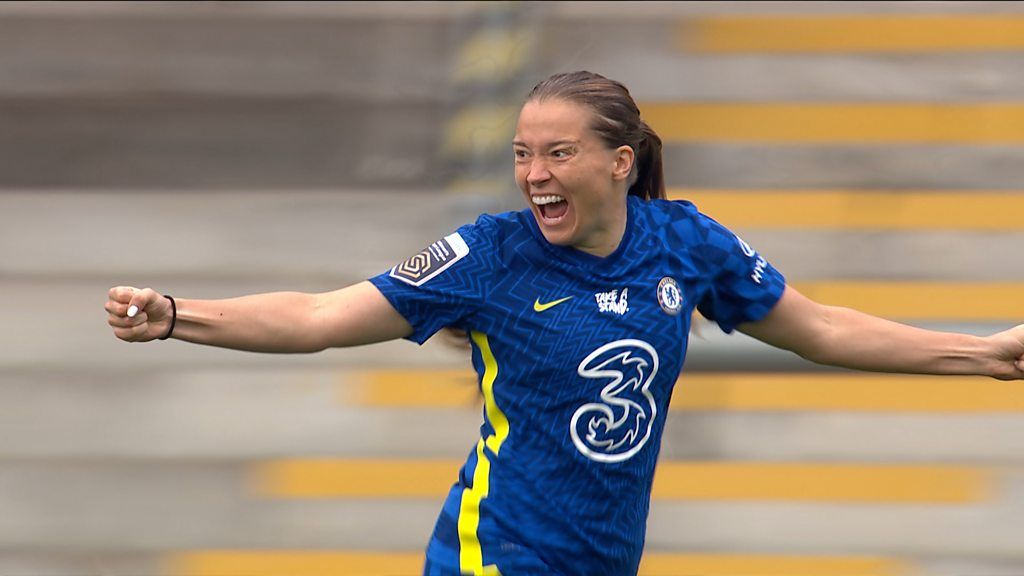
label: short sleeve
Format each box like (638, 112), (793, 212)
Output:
(693, 213), (786, 334)
(368, 215), (498, 344)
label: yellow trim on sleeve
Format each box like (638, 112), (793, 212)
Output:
(458, 331), (508, 576)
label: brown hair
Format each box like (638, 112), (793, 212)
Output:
(526, 71), (666, 201)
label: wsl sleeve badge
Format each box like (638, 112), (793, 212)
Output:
(389, 232), (470, 287)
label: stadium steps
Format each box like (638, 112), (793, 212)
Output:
(3, 2), (1024, 575)
(7, 367), (1024, 462)
(0, 5), (455, 190)
(669, 189), (1024, 231)
(3, 3), (1024, 191)
(5, 190), (1014, 373)
(2, 362), (1024, 572)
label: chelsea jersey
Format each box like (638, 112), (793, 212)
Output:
(369, 195), (786, 575)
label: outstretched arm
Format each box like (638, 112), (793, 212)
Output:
(106, 281), (413, 353)
(738, 285), (1024, 380)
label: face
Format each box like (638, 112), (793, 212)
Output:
(513, 99), (634, 256)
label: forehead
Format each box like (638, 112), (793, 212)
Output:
(514, 99), (595, 146)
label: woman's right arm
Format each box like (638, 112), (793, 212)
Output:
(105, 281), (414, 353)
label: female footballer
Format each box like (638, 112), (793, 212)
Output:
(106, 71), (1024, 576)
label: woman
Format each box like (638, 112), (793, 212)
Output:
(107, 71), (1024, 576)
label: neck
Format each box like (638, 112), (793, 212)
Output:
(574, 197), (629, 257)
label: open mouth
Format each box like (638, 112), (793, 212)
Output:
(533, 194), (569, 223)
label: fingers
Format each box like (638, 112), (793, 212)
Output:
(108, 286), (138, 305)
(108, 304), (150, 342)
(127, 288), (162, 318)
(106, 286), (162, 342)
(104, 298), (130, 317)
(108, 309), (150, 342)
(107, 310), (148, 329)
(112, 322), (151, 342)
(107, 286), (160, 316)
(108, 286), (144, 317)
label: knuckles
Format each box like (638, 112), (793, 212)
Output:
(109, 285), (138, 303)
(106, 286), (163, 342)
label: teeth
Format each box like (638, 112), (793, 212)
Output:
(532, 195), (565, 206)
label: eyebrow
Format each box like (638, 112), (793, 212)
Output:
(512, 139), (579, 149)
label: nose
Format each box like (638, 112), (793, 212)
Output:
(526, 158), (551, 187)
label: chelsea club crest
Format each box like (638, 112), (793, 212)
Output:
(657, 277), (682, 315)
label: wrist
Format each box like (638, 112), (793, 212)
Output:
(960, 333), (1001, 377)
(158, 295), (177, 340)
(977, 331), (1021, 380)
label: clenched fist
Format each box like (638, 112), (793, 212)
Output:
(106, 286), (174, 342)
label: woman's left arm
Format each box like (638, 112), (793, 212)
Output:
(738, 285), (1024, 380)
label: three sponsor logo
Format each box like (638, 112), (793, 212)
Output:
(570, 339), (660, 463)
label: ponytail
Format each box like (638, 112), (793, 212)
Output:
(627, 122), (666, 201)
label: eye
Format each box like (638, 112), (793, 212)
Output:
(552, 148), (573, 159)
(513, 149), (530, 160)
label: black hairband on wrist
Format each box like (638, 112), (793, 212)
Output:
(159, 295), (177, 340)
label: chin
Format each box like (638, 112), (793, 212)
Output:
(533, 213), (576, 246)
(539, 228), (573, 246)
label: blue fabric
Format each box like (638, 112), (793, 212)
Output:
(371, 196), (786, 576)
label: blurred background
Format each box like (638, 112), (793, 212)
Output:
(2, 1), (1024, 574)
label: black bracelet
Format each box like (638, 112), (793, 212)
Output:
(158, 295), (177, 340)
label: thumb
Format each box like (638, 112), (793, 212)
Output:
(126, 288), (161, 318)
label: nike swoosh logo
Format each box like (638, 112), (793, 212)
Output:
(534, 296), (573, 312)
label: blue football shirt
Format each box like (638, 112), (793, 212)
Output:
(369, 195), (786, 576)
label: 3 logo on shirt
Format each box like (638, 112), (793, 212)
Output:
(570, 339), (659, 463)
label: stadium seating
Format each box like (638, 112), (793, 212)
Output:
(2, 2), (1023, 574)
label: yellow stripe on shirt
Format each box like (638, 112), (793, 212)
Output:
(458, 331), (508, 575)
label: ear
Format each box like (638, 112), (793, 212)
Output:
(611, 145), (634, 182)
